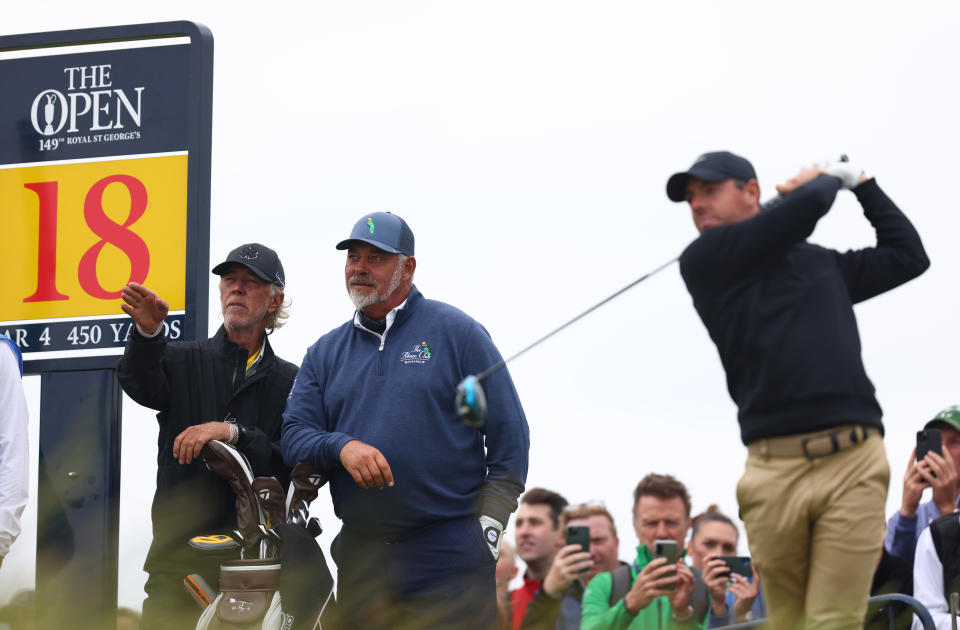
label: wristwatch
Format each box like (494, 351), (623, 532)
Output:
(225, 419), (239, 445)
(234, 422), (250, 446)
(225, 418), (249, 446)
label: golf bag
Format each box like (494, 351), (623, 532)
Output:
(195, 558), (287, 630)
(194, 524), (336, 630)
(192, 441), (336, 630)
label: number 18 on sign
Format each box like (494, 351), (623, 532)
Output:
(0, 37), (199, 370)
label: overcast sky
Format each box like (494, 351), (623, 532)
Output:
(3, 0), (959, 611)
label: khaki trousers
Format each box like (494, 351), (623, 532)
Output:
(737, 430), (889, 630)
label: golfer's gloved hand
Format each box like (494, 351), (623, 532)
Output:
(824, 159), (865, 189)
(480, 515), (504, 561)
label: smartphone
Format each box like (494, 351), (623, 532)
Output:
(717, 556), (752, 579)
(653, 539), (678, 591)
(566, 525), (590, 553)
(917, 429), (942, 461)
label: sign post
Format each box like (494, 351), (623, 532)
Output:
(0, 21), (213, 626)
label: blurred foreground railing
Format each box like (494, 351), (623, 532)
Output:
(718, 592), (934, 630)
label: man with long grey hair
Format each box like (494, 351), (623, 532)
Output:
(118, 242), (297, 630)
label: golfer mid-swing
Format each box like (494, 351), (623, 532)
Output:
(668, 152), (928, 629)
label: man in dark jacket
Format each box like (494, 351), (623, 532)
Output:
(667, 152), (929, 629)
(117, 243), (298, 630)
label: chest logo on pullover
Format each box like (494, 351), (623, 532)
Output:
(400, 341), (432, 365)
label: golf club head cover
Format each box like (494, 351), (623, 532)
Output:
(188, 533), (242, 553)
(252, 477), (286, 529)
(825, 156), (864, 189)
(201, 440), (264, 545)
(480, 515), (504, 561)
(285, 462), (327, 522)
(275, 522), (336, 630)
(456, 375), (487, 428)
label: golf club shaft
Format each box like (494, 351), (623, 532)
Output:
(184, 573), (215, 609)
(474, 256), (678, 382)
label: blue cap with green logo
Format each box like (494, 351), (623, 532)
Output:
(925, 405), (960, 432)
(336, 211), (415, 256)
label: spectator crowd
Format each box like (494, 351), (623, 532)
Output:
(498, 419), (960, 630)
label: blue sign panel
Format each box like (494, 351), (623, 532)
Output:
(0, 43), (190, 164)
(0, 23), (212, 373)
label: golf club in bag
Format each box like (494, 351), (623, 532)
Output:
(187, 440), (334, 630)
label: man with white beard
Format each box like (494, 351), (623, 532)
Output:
(282, 212), (530, 630)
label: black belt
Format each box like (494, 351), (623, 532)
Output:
(747, 424), (879, 459)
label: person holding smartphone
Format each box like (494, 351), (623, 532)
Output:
(687, 508), (765, 626)
(580, 474), (708, 629)
(511, 488), (569, 630)
(886, 406), (960, 564)
(519, 503), (625, 630)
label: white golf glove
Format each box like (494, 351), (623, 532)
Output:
(480, 515), (504, 561)
(824, 158), (865, 189)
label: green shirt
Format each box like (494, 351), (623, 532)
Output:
(579, 544), (706, 630)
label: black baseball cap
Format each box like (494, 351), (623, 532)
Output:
(212, 243), (285, 288)
(666, 151), (757, 202)
(336, 212), (415, 256)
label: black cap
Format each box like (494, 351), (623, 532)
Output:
(212, 243), (285, 288)
(666, 151), (757, 202)
(336, 212), (415, 256)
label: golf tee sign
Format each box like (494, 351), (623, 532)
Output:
(0, 21), (212, 374)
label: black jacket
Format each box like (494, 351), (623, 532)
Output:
(680, 177), (929, 444)
(117, 325), (298, 571)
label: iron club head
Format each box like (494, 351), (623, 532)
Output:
(456, 375), (487, 427)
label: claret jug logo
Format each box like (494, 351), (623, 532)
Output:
(30, 64), (145, 152)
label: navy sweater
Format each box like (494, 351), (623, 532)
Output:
(680, 176), (929, 444)
(282, 286), (529, 536)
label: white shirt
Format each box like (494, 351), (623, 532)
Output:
(0, 343), (28, 559)
(912, 522), (960, 629)
(352, 298), (409, 337)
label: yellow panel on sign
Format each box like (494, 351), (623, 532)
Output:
(3, 155), (187, 321)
